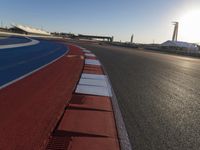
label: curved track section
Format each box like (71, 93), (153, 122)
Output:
(0, 43), (84, 150)
(0, 36), (39, 49)
(0, 36), (31, 45)
(0, 37), (68, 89)
(76, 43), (200, 150)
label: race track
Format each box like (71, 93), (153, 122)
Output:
(76, 42), (200, 150)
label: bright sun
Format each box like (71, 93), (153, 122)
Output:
(179, 10), (200, 43)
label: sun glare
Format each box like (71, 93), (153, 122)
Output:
(179, 10), (200, 43)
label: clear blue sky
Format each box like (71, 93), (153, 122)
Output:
(0, 0), (200, 43)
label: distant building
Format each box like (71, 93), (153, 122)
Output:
(161, 22), (199, 51)
(162, 40), (199, 51)
(10, 24), (51, 36)
(78, 34), (113, 42)
(51, 32), (76, 38)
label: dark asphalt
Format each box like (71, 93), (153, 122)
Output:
(76, 42), (200, 150)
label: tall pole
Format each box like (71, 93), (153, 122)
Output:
(172, 22), (178, 41)
(131, 34), (134, 43)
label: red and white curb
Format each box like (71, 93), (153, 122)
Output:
(45, 45), (132, 150)
(75, 73), (112, 97)
(75, 48), (132, 150)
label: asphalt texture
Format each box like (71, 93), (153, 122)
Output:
(76, 42), (200, 150)
(0, 37), (68, 87)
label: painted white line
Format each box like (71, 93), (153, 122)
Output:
(85, 59), (101, 66)
(0, 31), (64, 39)
(104, 70), (132, 150)
(92, 62), (132, 150)
(0, 37), (39, 49)
(85, 53), (96, 57)
(75, 84), (111, 97)
(0, 48), (68, 90)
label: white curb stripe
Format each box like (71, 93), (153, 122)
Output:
(76, 73), (112, 97)
(85, 59), (101, 66)
(79, 78), (107, 87)
(81, 73), (106, 80)
(77, 46), (132, 150)
(75, 84), (111, 97)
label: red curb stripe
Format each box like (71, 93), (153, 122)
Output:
(83, 69), (104, 75)
(85, 56), (97, 60)
(69, 94), (112, 111)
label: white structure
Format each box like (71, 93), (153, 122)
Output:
(161, 22), (199, 51)
(12, 24), (50, 36)
(162, 40), (199, 51)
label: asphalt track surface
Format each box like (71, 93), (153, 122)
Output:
(0, 37), (68, 87)
(76, 42), (200, 150)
